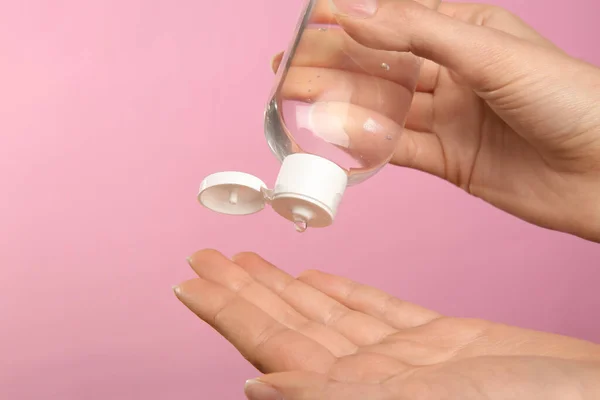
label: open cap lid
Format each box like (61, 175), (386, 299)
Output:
(198, 171), (267, 215)
(198, 154), (349, 230)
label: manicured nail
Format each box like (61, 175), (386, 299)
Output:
(172, 285), (181, 296)
(245, 379), (283, 400)
(330, 0), (378, 18)
(186, 257), (193, 266)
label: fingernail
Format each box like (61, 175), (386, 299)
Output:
(172, 285), (181, 296)
(330, 0), (378, 18)
(186, 256), (193, 266)
(304, 103), (350, 148)
(245, 379), (283, 400)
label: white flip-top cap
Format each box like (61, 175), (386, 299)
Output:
(198, 153), (348, 229)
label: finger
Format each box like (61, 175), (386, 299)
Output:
(310, 0), (438, 24)
(437, 2), (558, 49)
(404, 92), (433, 132)
(270, 37), (436, 93)
(280, 66), (413, 125)
(331, 0), (550, 93)
(298, 270), (441, 329)
(288, 27), (420, 88)
(278, 83), (437, 173)
(187, 249), (357, 357)
(233, 252), (397, 346)
(270, 51), (283, 73)
(174, 277), (335, 374)
(247, 371), (391, 400)
(391, 127), (445, 178)
(282, 93), (444, 178)
(273, 3), (554, 91)
(308, 0), (341, 24)
(415, 59), (439, 93)
(280, 100), (403, 166)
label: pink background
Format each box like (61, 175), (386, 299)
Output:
(1, 0), (599, 398)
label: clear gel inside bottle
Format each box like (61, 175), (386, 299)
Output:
(198, 0), (424, 230)
(264, 0), (422, 186)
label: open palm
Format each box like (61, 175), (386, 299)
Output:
(175, 250), (600, 399)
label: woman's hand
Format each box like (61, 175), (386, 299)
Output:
(174, 250), (600, 400)
(273, 1), (600, 242)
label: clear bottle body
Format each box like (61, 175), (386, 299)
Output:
(265, 0), (422, 186)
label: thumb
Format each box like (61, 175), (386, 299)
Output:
(244, 371), (388, 400)
(330, 0), (548, 94)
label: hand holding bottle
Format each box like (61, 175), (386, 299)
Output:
(272, 1), (600, 242)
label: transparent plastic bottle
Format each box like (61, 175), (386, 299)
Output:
(198, 0), (422, 232)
